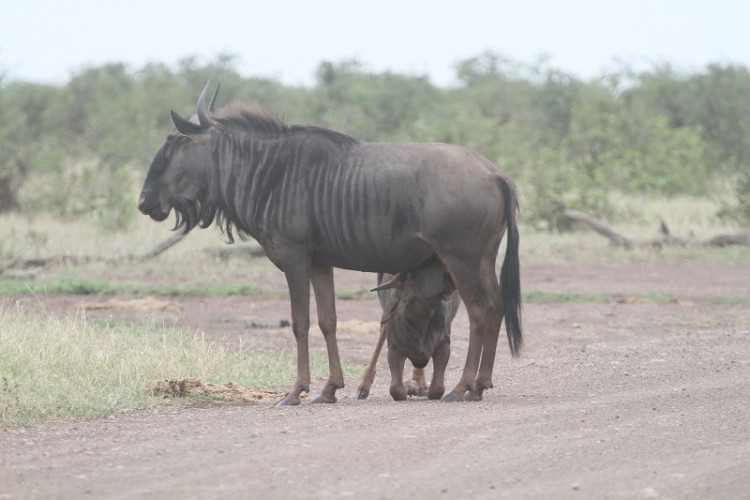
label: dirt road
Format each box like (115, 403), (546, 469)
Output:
(1, 262), (749, 499)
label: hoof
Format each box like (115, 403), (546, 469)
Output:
(310, 394), (337, 404)
(465, 391), (483, 402)
(441, 392), (464, 403)
(405, 380), (428, 398)
(354, 388), (370, 400)
(274, 395), (301, 407)
(390, 387), (408, 401)
(427, 388), (445, 400)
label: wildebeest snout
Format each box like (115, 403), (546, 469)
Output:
(137, 189), (169, 221)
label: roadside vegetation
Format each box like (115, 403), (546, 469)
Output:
(0, 306), (354, 429)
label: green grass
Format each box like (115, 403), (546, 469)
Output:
(0, 278), (273, 298)
(706, 296), (750, 305)
(0, 277), (372, 301)
(523, 290), (678, 304)
(0, 307), (357, 429)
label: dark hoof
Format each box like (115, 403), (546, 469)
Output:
(427, 388), (445, 400)
(274, 395), (301, 407)
(390, 387), (408, 401)
(465, 391), (483, 402)
(310, 394), (337, 404)
(355, 388), (370, 400)
(441, 392), (464, 403)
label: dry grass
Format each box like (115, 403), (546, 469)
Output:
(0, 194), (747, 294)
(0, 305), (352, 429)
(520, 194), (749, 266)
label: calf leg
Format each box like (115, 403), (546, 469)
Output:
(405, 368), (428, 397)
(355, 323), (387, 399)
(387, 347), (408, 401)
(428, 341), (450, 400)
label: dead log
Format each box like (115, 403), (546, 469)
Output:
(563, 209), (637, 248)
(141, 231), (189, 260)
(705, 230), (750, 247)
(564, 209), (750, 249)
(0, 232), (186, 273)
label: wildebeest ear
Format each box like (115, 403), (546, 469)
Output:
(171, 110), (204, 136)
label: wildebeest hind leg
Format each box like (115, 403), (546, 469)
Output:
(467, 257), (503, 401)
(310, 265), (344, 403)
(356, 323), (387, 399)
(436, 254), (485, 402)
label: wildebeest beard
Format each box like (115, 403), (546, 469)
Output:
(170, 193), (218, 235)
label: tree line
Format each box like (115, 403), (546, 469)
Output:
(1, 52), (748, 230)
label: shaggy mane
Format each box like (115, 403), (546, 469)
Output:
(214, 103), (360, 147)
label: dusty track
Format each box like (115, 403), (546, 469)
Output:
(1, 262), (749, 499)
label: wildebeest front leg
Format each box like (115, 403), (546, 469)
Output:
(355, 323), (387, 399)
(310, 265), (344, 403)
(428, 341), (450, 400)
(387, 347), (408, 401)
(275, 255), (312, 407)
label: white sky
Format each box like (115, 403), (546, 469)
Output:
(2, 0), (747, 87)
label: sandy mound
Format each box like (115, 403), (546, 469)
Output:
(146, 378), (284, 403)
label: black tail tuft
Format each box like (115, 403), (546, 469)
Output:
(497, 176), (523, 357)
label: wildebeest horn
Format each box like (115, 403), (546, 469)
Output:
(370, 274), (400, 292)
(196, 80), (219, 129)
(209, 83), (220, 113)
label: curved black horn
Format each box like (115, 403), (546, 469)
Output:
(196, 80), (216, 129)
(370, 274), (401, 293)
(209, 83), (221, 113)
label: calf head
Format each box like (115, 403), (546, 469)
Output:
(373, 255), (456, 367)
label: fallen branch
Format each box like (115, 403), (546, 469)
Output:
(564, 209), (750, 249)
(141, 231), (189, 260)
(563, 209), (637, 248)
(705, 230), (750, 247)
(0, 230), (266, 274)
(1, 232), (187, 273)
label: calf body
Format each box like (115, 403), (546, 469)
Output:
(357, 256), (460, 401)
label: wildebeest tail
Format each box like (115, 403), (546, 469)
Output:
(497, 176), (523, 357)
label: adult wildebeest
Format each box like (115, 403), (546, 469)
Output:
(138, 81), (522, 405)
(356, 255), (461, 401)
